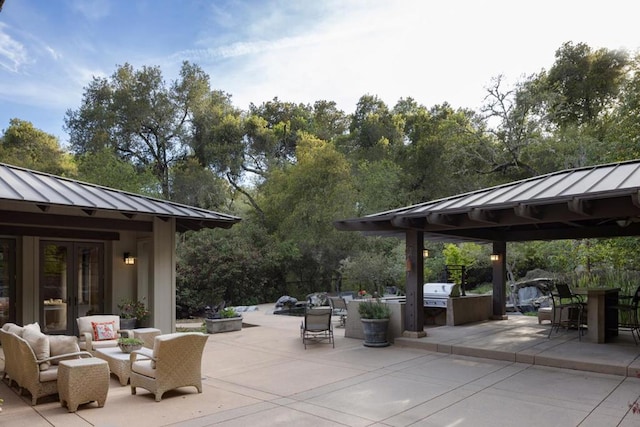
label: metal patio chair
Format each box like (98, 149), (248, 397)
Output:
(611, 285), (640, 344)
(548, 282), (586, 340)
(328, 296), (348, 327)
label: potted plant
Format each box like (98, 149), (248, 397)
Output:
(117, 337), (144, 353)
(358, 299), (391, 347)
(118, 297), (150, 329)
(205, 306), (243, 334)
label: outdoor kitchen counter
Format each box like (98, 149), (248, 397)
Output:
(573, 287), (620, 343)
(446, 294), (492, 326)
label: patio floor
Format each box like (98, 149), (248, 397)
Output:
(1, 305), (640, 426)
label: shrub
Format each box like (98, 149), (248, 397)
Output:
(358, 300), (391, 319)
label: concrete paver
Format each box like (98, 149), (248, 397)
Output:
(0, 304), (639, 426)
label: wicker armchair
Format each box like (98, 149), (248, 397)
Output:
(0, 329), (92, 405)
(76, 315), (133, 354)
(129, 332), (208, 401)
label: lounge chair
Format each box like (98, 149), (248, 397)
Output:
(300, 307), (334, 349)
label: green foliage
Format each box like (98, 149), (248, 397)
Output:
(357, 300), (392, 319)
(65, 61), (211, 198)
(75, 148), (158, 195)
(1, 118), (75, 176)
(118, 337), (144, 345)
(8, 40), (640, 320)
(220, 307), (240, 318)
(338, 239), (404, 295)
(117, 298), (149, 321)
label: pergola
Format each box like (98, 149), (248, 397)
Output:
(335, 160), (640, 337)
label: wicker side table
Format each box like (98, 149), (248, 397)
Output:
(58, 358), (109, 412)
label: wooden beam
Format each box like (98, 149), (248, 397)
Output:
(468, 208), (498, 224)
(567, 198), (592, 216)
(0, 225), (120, 240)
(0, 210), (152, 232)
(514, 204), (542, 220)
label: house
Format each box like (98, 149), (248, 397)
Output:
(0, 163), (240, 334)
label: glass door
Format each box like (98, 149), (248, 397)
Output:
(40, 241), (104, 335)
(0, 239), (16, 327)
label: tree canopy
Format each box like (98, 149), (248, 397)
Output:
(4, 41), (640, 309)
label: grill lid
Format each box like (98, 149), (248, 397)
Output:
(423, 282), (459, 298)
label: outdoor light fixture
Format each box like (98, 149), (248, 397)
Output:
(423, 249), (430, 258)
(490, 254), (500, 262)
(123, 252), (135, 265)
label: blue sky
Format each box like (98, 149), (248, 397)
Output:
(1, 0), (639, 145)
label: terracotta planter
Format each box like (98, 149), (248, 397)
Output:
(361, 318), (390, 347)
(205, 316), (242, 334)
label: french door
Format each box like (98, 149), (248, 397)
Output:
(40, 241), (104, 335)
(0, 239), (16, 327)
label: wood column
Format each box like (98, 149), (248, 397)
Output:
(403, 230), (426, 337)
(491, 241), (507, 320)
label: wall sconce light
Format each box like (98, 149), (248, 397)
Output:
(490, 254), (500, 262)
(423, 249), (429, 258)
(123, 252), (136, 265)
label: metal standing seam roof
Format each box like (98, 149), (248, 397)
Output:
(335, 160), (640, 241)
(0, 163), (241, 229)
(364, 161), (640, 219)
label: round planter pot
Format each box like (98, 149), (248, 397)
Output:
(361, 318), (390, 347)
(205, 316), (243, 334)
(119, 317), (137, 330)
(118, 343), (141, 353)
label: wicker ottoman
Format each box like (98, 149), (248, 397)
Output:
(58, 358), (109, 412)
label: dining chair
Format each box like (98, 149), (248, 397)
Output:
(548, 282), (586, 340)
(611, 285), (640, 344)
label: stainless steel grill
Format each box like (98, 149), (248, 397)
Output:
(423, 283), (456, 308)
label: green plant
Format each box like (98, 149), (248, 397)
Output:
(358, 300), (391, 319)
(117, 337), (144, 346)
(118, 297), (150, 321)
(220, 307), (240, 318)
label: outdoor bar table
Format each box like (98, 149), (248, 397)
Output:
(574, 287), (619, 343)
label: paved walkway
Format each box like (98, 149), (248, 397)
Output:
(1, 305), (640, 426)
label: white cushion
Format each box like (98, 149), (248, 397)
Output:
(48, 335), (80, 365)
(22, 326), (51, 371)
(131, 359), (156, 378)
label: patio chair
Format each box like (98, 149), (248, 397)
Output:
(300, 307), (334, 349)
(328, 296), (348, 327)
(76, 315), (133, 354)
(611, 285), (640, 344)
(129, 332), (208, 401)
(548, 282), (586, 340)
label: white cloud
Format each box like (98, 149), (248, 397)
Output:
(0, 23), (30, 72)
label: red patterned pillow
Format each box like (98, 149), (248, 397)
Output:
(91, 321), (117, 341)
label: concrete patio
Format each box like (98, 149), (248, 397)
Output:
(1, 304), (640, 426)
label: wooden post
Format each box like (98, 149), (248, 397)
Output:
(403, 230), (426, 337)
(491, 241), (507, 320)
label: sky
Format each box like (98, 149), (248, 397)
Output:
(1, 0), (640, 145)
